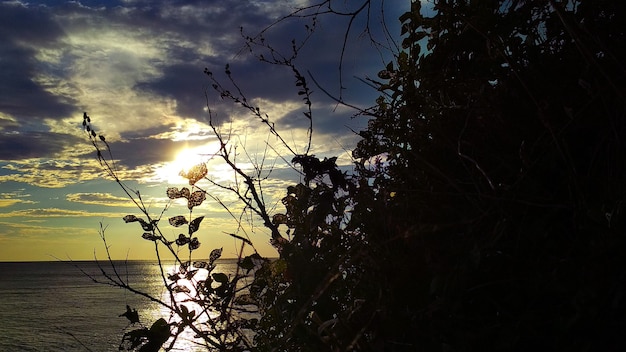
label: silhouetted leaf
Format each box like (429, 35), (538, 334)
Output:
(123, 215), (139, 223)
(193, 261), (209, 269)
(139, 220), (153, 232)
(189, 237), (200, 250)
(123, 215), (152, 231)
(238, 256), (255, 272)
(189, 216), (204, 234)
(168, 215), (188, 227)
(166, 187), (179, 199)
(239, 253), (266, 274)
(209, 248), (223, 266)
(175, 234), (189, 246)
(166, 187), (190, 199)
(188, 190), (206, 209)
(141, 233), (160, 241)
(226, 233), (253, 245)
(119, 305), (140, 324)
(212, 272), (229, 284)
(147, 318), (171, 348)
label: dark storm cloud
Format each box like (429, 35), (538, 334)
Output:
(0, 3), (76, 122)
(0, 2), (64, 44)
(0, 131), (81, 160)
(134, 63), (209, 120)
(128, 1), (305, 120)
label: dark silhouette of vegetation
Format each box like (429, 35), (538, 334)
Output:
(349, 0), (626, 350)
(82, 0), (626, 351)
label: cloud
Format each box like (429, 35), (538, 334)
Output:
(0, 220), (90, 239)
(66, 192), (139, 207)
(0, 207), (118, 218)
(0, 131), (82, 161)
(0, 2), (76, 122)
(0, 112), (19, 131)
(0, 189), (37, 208)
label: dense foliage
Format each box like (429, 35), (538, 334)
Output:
(84, 0), (626, 351)
(254, 0), (626, 350)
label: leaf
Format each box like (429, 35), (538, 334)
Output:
(166, 187), (190, 199)
(168, 216), (188, 227)
(238, 256), (255, 271)
(189, 216), (204, 234)
(212, 272), (229, 284)
(123, 215), (139, 223)
(188, 190), (206, 209)
(399, 11), (412, 24)
(119, 305), (140, 324)
(179, 163), (207, 186)
(148, 318), (171, 344)
(239, 253), (266, 273)
(189, 237), (200, 250)
(193, 261), (209, 269)
(209, 247), (223, 265)
(175, 234), (190, 246)
(138, 219), (153, 232)
(123, 215), (152, 231)
(141, 233), (160, 241)
(378, 70), (392, 79)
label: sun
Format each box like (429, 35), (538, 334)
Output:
(155, 146), (212, 185)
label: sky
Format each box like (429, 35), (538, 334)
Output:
(0, 0), (407, 261)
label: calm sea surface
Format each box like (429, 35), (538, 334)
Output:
(0, 260), (240, 352)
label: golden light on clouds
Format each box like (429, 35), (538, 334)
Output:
(0, 199), (36, 208)
(65, 192), (139, 207)
(0, 158), (105, 188)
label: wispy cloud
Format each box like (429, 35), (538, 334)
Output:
(0, 157), (105, 188)
(0, 189), (37, 207)
(66, 192), (139, 207)
(0, 207), (118, 218)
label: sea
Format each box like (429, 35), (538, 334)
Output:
(0, 259), (243, 352)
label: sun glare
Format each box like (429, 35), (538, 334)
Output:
(156, 146), (212, 185)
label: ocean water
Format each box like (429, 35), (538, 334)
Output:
(0, 260), (241, 352)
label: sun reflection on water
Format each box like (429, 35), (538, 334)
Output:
(136, 260), (254, 351)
